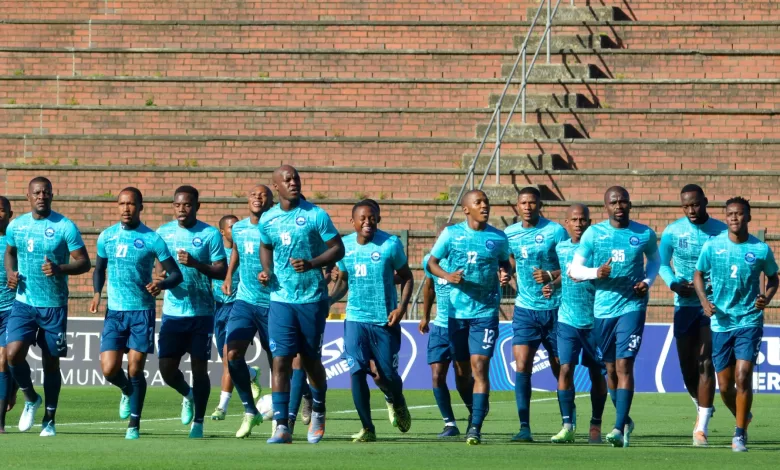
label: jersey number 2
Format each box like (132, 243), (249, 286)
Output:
(730, 265), (737, 278)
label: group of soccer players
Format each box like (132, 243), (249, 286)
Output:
(418, 184), (774, 451)
(0, 171), (774, 452)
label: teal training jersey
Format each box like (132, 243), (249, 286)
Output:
(336, 230), (407, 325)
(423, 253), (452, 328)
(576, 220), (658, 319)
(213, 246), (238, 304)
(696, 232), (778, 332)
(259, 200), (339, 304)
(5, 211), (85, 308)
(0, 235), (15, 311)
(232, 217), (270, 307)
(505, 217), (568, 310)
(429, 221), (509, 320)
(659, 216), (727, 307)
(556, 239), (596, 329)
(97, 222), (172, 311)
(157, 220), (226, 317)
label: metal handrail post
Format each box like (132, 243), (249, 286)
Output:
(521, 49), (527, 123)
(495, 107), (500, 184)
(546, 0), (551, 64)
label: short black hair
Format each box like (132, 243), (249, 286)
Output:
(28, 176), (52, 189)
(362, 198), (381, 215)
(119, 186), (143, 205)
(174, 185), (199, 201)
(680, 184), (705, 197)
(352, 200), (379, 217)
(518, 186), (541, 200)
(219, 214), (238, 229)
(0, 196), (10, 212)
(725, 196), (751, 214)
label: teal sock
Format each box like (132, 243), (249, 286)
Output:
(350, 372), (374, 431)
(288, 368), (307, 421)
(614, 388), (634, 430)
(471, 393), (489, 429)
(433, 386), (455, 423)
(557, 389), (575, 425)
(515, 371), (532, 427)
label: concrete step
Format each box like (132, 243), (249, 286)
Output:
(488, 92), (582, 110)
(461, 153), (562, 172)
(513, 34), (617, 51)
(475, 122), (580, 139)
(528, 5), (620, 22)
(500, 63), (596, 79)
(448, 184), (544, 205)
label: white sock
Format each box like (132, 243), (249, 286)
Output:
(248, 366), (258, 381)
(690, 395), (699, 409)
(444, 421), (456, 427)
(219, 391), (232, 411)
(696, 407), (712, 434)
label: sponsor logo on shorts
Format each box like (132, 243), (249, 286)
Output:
(344, 354), (355, 369)
(629, 236), (640, 247)
(44, 227), (55, 238)
(192, 237), (203, 247)
(269, 338), (277, 352)
(134, 239), (145, 249)
(745, 252), (757, 264)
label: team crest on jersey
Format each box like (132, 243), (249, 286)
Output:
(44, 227), (55, 238)
(370, 251), (381, 263)
(745, 252), (757, 264)
(295, 216), (306, 226)
(629, 236), (640, 247)
(133, 239), (145, 249)
(485, 240), (496, 250)
(534, 234), (544, 244)
(192, 237), (203, 248)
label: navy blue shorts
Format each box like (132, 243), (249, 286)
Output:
(448, 315), (499, 362)
(213, 302), (234, 358)
(557, 321), (603, 370)
(595, 310), (646, 363)
(427, 324), (452, 364)
(100, 309), (156, 354)
(343, 320), (401, 380)
(0, 308), (10, 348)
(268, 300), (328, 359)
(225, 300), (270, 353)
(157, 315), (213, 361)
(673, 306), (711, 338)
(512, 306), (558, 357)
(5, 301), (68, 357)
(712, 326), (763, 373)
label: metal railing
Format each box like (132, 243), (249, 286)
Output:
(409, 0), (567, 317)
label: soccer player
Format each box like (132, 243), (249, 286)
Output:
(694, 197), (778, 453)
(156, 185), (227, 439)
(224, 185), (275, 437)
(658, 184), (726, 446)
(259, 165), (345, 444)
(90, 187), (183, 440)
(569, 186), (660, 448)
(0, 196), (16, 434)
(4, 176), (91, 436)
(419, 223), (475, 438)
(210, 214), (262, 422)
(427, 189), (511, 445)
(329, 200), (414, 442)
(504, 186), (567, 442)
(549, 203), (608, 444)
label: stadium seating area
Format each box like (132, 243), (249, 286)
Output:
(1, 0), (779, 322)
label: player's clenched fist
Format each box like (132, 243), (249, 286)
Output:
(6, 271), (19, 289)
(445, 270), (464, 285)
(258, 271), (270, 286)
(596, 258), (612, 279)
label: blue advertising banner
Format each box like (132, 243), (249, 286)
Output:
(25, 319), (780, 393)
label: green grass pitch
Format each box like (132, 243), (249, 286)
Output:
(1, 387), (777, 468)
